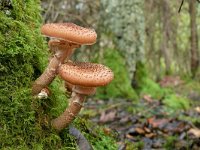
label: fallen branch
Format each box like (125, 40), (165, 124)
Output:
(69, 126), (93, 150)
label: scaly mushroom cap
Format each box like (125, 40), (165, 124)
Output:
(41, 23), (97, 45)
(59, 62), (114, 87)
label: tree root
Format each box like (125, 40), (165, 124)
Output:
(69, 125), (93, 150)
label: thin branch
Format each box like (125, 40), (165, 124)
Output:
(179, 0), (200, 13)
(178, 0), (184, 13)
(69, 126), (93, 150)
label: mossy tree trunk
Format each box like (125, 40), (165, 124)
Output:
(0, 0), (60, 148)
(97, 0), (145, 98)
(0, 1), (118, 149)
(189, 0), (199, 78)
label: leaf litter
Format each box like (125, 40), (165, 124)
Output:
(82, 95), (200, 149)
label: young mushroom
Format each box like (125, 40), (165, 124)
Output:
(32, 23), (97, 95)
(51, 61), (114, 131)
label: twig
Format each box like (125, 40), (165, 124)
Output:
(69, 125), (93, 150)
(178, 0), (184, 13)
(179, 0), (200, 13)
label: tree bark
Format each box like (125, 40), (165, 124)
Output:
(189, 0), (199, 77)
(161, 0), (171, 75)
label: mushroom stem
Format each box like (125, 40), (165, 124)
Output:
(32, 40), (78, 95)
(51, 92), (86, 131)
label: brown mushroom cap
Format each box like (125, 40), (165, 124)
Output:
(41, 23), (97, 45)
(59, 62), (114, 87)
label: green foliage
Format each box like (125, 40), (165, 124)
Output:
(0, 0), (67, 148)
(179, 115), (200, 126)
(163, 94), (190, 110)
(134, 62), (165, 99)
(95, 48), (138, 100)
(91, 132), (117, 150)
(126, 141), (144, 150)
(134, 62), (190, 110)
(139, 78), (165, 99)
(164, 136), (177, 150)
(48, 78), (68, 117)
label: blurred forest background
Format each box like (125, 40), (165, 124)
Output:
(41, 0), (200, 79)
(41, 0), (200, 99)
(0, 0), (200, 149)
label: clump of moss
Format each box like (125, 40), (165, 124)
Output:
(0, 0), (71, 148)
(95, 48), (138, 100)
(134, 62), (190, 110)
(163, 94), (190, 110)
(134, 61), (165, 99)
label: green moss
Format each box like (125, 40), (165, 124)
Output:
(163, 94), (190, 110)
(126, 141), (144, 150)
(164, 136), (177, 150)
(134, 62), (165, 99)
(139, 78), (165, 99)
(95, 48), (138, 100)
(0, 0), (68, 148)
(134, 62), (190, 110)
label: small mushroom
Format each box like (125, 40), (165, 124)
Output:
(51, 61), (114, 131)
(37, 87), (50, 99)
(32, 23), (97, 95)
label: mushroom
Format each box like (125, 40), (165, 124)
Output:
(41, 23), (97, 45)
(37, 87), (50, 99)
(51, 61), (114, 131)
(32, 23), (97, 95)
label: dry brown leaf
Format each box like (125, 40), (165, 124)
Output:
(144, 127), (151, 133)
(126, 134), (135, 140)
(159, 76), (183, 87)
(188, 128), (200, 138)
(99, 110), (116, 123)
(143, 95), (153, 103)
(195, 107), (200, 113)
(148, 117), (169, 129)
(103, 127), (112, 135)
(135, 127), (145, 134)
(145, 133), (156, 138)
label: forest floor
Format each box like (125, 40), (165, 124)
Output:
(81, 76), (200, 150)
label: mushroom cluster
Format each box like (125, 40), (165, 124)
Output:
(32, 23), (114, 131)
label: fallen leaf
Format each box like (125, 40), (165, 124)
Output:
(188, 128), (200, 138)
(159, 76), (183, 87)
(163, 121), (189, 133)
(195, 107), (200, 113)
(119, 116), (130, 124)
(144, 127), (151, 133)
(99, 110), (116, 123)
(126, 134), (135, 140)
(148, 117), (169, 129)
(103, 127), (112, 135)
(135, 127), (145, 134)
(143, 95), (153, 103)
